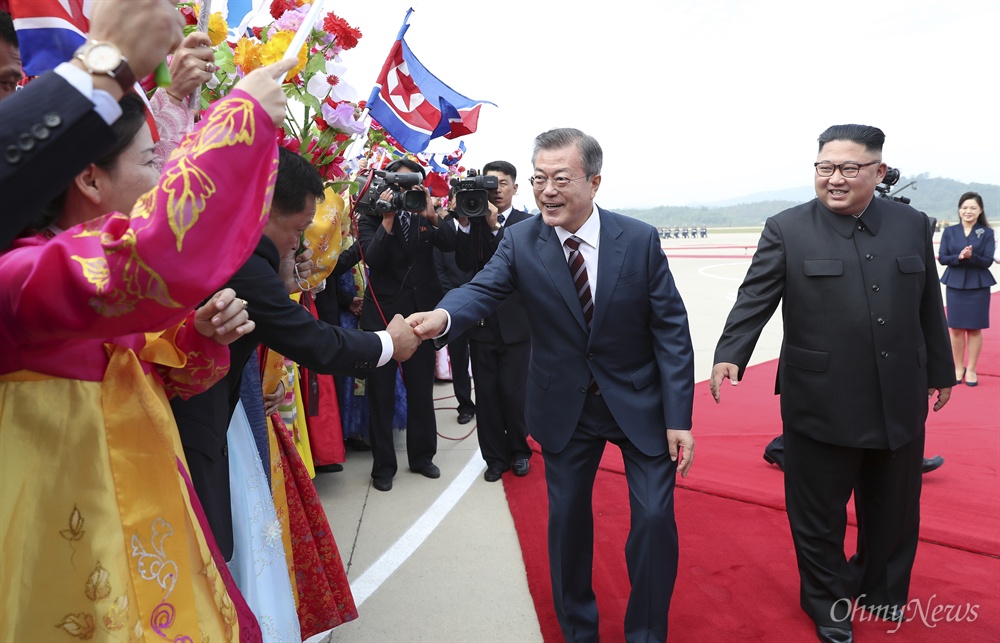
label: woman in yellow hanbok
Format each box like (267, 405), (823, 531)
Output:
(0, 70), (286, 641)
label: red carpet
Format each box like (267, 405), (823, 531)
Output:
(505, 294), (1000, 642)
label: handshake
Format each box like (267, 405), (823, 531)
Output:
(385, 310), (452, 362)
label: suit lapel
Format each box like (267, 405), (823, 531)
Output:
(537, 223), (590, 333)
(590, 209), (625, 336)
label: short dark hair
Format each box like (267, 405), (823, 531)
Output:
(817, 124), (885, 155)
(272, 146), (325, 216)
(0, 11), (17, 47)
(957, 191), (990, 228)
(483, 160), (517, 182)
(385, 157), (425, 179)
(532, 128), (602, 178)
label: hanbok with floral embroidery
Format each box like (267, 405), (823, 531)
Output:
(0, 90), (279, 642)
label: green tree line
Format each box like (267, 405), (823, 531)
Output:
(619, 175), (999, 228)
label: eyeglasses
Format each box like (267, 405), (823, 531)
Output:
(814, 160), (881, 178)
(529, 175), (586, 190)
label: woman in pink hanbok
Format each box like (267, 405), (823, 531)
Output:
(0, 61), (293, 642)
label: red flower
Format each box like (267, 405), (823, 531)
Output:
(179, 4), (198, 26)
(333, 132), (349, 144)
(278, 134), (301, 154)
(322, 13), (362, 50)
(251, 26), (264, 39)
(269, 0), (297, 20)
(326, 74), (340, 87)
(314, 114), (328, 132)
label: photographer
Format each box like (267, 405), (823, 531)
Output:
(358, 158), (454, 491)
(453, 161), (534, 482)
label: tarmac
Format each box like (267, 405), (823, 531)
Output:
(307, 228), (996, 643)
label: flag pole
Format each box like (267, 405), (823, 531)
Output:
(282, 0), (327, 66)
(187, 0), (213, 111)
(355, 7), (413, 161)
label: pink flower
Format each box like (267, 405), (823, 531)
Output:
(269, 4), (309, 38)
(321, 101), (367, 135)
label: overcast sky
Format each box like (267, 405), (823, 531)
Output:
(241, 0), (1000, 210)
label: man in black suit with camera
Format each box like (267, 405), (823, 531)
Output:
(454, 161), (534, 482)
(358, 158), (454, 491)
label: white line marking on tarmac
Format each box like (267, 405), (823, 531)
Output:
(304, 449), (487, 643)
(697, 261), (748, 282)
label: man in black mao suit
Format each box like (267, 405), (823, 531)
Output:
(410, 128), (695, 642)
(711, 125), (953, 643)
(358, 158), (454, 491)
(171, 149), (419, 559)
(453, 160), (534, 482)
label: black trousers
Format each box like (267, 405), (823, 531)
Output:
(447, 331), (475, 415)
(784, 428), (923, 627)
(367, 339), (438, 480)
(542, 392), (678, 643)
(470, 337), (530, 470)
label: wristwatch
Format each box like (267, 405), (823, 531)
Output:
(74, 41), (136, 91)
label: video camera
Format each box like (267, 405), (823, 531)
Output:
(450, 169), (499, 218)
(354, 170), (428, 217)
(876, 166), (911, 204)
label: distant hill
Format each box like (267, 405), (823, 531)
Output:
(618, 175), (1000, 228)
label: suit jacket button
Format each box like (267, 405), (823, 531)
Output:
(222, 444), (229, 457)
(4, 145), (21, 164)
(866, 253), (875, 260)
(17, 133), (35, 151)
(871, 284), (880, 292)
(43, 112), (62, 127)
(881, 351), (889, 358)
(578, 386), (587, 393)
(877, 317), (885, 325)
(30, 123), (51, 140)
(587, 352), (595, 360)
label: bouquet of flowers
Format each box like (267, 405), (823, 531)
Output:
(181, 0), (377, 194)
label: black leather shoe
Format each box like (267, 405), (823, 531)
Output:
(763, 450), (784, 471)
(410, 463), (441, 479)
(484, 466), (505, 482)
(457, 412), (474, 425)
(922, 455), (944, 474)
(372, 477), (392, 492)
(315, 463), (344, 473)
(512, 458), (530, 476)
(816, 624), (852, 643)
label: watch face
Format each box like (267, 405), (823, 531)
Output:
(86, 43), (120, 73)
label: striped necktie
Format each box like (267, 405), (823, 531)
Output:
(399, 212), (411, 241)
(563, 235), (593, 327)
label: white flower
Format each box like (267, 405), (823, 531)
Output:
(305, 55), (360, 104)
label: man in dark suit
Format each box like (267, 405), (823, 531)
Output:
(453, 160), (534, 482)
(410, 128), (695, 642)
(1, 0), (184, 248)
(171, 148), (420, 559)
(358, 157), (453, 492)
(433, 196), (476, 425)
(710, 124), (954, 643)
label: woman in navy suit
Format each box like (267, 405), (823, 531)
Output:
(939, 192), (996, 386)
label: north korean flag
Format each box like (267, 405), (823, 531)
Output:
(366, 9), (494, 153)
(9, 0), (89, 77)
